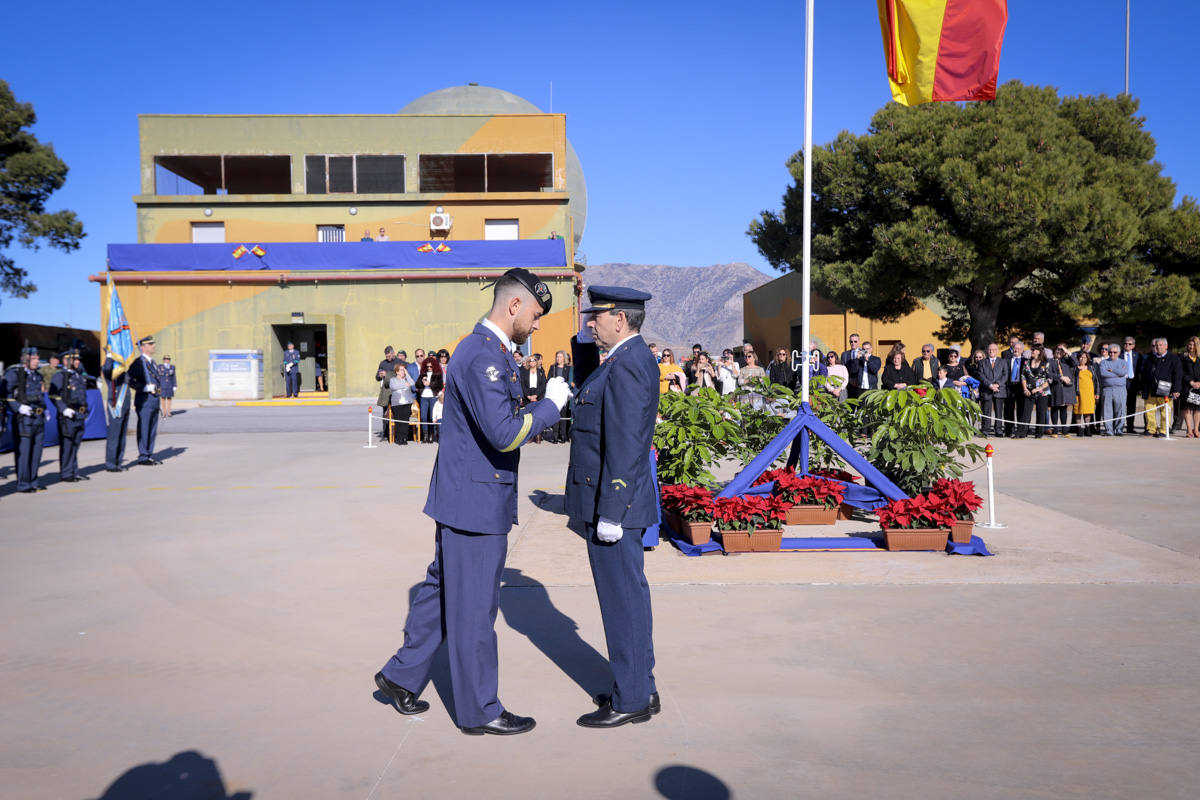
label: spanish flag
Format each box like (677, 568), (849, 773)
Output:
(232, 245), (249, 259)
(878, 0), (1008, 106)
(250, 245), (267, 257)
(435, 243), (452, 253)
(417, 243), (435, 253)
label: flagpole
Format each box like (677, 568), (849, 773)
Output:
(800, 0), (814, 404)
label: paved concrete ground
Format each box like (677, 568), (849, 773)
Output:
(2, 408), (1198, 799)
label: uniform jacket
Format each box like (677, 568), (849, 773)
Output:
(565, 334), (660, 528)
(50, 368), (89, 433)
(4, 366), (46, 436)
(127, 355), (159, 404)
(156, 363), (177, 392)
(282, 349), (301, 374)
(423, 322), (560, 535)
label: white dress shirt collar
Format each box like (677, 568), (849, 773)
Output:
(480, 318), (513, 353)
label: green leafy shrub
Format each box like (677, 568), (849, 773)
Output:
(654, 388), (743, 487)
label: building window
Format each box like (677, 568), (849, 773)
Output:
(191, 222), (225, 243)
(155, 155), (291, 195)
(305, 155), (405, 194)
(484, 219), (519, 240)
(419, 153), (552, 193)
(317, 224), (345, 243)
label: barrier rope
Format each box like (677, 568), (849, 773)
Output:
(976, 401), (1175, 433)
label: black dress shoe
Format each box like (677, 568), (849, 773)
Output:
(105, 467), (124, 473)
(63, 477), (80, 483)
(20, 488), (37, 493)
(595, 691), (661, 715)
(460, 710), (536, 736)
(374, 672), (429, 716)
(148, 458), (163, 465)
(577, 701), (652, 728)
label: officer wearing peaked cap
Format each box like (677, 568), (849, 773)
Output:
(126, 335), (162, 466)
(375, 267), (571, 736)
(6, 346), (48, 492)
(50, 348), (91, 482)
(566, 285), (662, 729)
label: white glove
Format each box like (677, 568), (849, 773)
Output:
(62, 408), (76, 419)
(544, 376), (571, 411)
(596, 518), (624, 543)
(18, 404), (32, 416)
(147, 385), (157, 394)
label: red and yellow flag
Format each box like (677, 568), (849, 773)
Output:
(435, 243), (452, 253)
(416, 243), (435, 253)
(232, 245), (249, 259)
(878, 0), (1008, 106)
(250, 245), (267, 257)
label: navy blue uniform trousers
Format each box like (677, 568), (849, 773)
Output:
(13, 428), (45, 491)
(58, 421), (84, 479)
(135, 394), (160, 459)
(586, 521), (656, 713)
(285, 370), (300, 397)
(380, 524), (507, 728)
(105, 402), (131, 468)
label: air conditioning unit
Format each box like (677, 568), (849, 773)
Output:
(430, 212), (452, 231)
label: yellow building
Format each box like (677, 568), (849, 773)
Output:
(743, 270), (967, 360)
(92, 86), (587, 399)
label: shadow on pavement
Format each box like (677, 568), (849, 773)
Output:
(500, 567), (611, 699)
(91, 749), (252, 799)
(654, 765), (731, 799)
(529, 490), (588, 540)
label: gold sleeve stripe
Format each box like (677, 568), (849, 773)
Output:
(500, 413), (534, 453)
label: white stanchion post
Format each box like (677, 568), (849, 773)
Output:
(1164, 400), (1173, 441)
(976, 443), (1007, 529)
(363, 406), (378, 449)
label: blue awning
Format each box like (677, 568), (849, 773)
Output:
(106, 240), (569, 272)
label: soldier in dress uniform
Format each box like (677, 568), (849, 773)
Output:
(50, 348), (91, 483)
(126, 336), (162, 466)
(282, 342), (301, 397)
(566, 286), (662, 728)
(102, 349), (133, 472)
(5, 346), (49, 493)
(157, 356), (177, 418)
(374, 267), (571, 736)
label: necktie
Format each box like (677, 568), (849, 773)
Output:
(1011, 358), (1019, 382)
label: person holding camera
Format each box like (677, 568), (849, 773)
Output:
(689, 351), (718, 395)
(716, 349), (740, 396)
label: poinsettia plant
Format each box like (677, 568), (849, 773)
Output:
(875, 493), (956, 530)
(774, 473), (846, 510)
(809, 467), (860, 483)
(752, 467), (793, 488)
(711, 494), (788, 531)
(659, 484), (715, 522)
(928, 478), (983, 521)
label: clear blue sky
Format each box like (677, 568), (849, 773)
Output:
(2, 0), (1196, 330)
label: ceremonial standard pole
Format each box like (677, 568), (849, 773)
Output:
(800, 0), (815, 404)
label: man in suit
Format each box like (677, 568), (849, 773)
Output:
(126, 336), (163, 466)
(911, 343), (941, 384)
(845, 341), (881, 398)
(1120, 337), (1143, 433)
(1141, 337), (1182, 438)
(374, 268), (569, 736)
(1001, 339), (1028, 437)
(840, 333), (862, 367)
(977, 342), (1008, 437)
(566, 285), (661, 729)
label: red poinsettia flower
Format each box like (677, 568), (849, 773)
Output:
(928, 478), (983, 521)
(660, 484), (715, 521)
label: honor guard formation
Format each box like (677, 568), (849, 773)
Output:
(3, 336), (174, 492)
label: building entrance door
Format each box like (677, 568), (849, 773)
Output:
(271, 323), (327, 396)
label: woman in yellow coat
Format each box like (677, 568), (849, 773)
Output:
(1072, 351), (1097, 437)
(657, 348), (686, 394)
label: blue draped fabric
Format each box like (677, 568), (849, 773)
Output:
(107, 240), (568, 272)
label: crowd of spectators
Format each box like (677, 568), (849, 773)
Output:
(373, 344), (576, 445)
(652, 332), (1200, 441)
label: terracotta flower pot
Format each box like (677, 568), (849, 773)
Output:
(784, 503), (838, 526)
(950, 518), (975, 544)
(668, 512), (712, 545)
(837, 503), (855, 520)
(716, 529), (752, 553)
(748, 528), (783, 551)
(881, 527), (950, 551)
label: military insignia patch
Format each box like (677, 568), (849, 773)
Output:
(485, 365), (501, 382)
